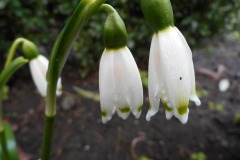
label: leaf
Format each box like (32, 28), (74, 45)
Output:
(3, 123), (19, 160)
(73, 86), (100, 102)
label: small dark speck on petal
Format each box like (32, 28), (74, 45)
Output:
(180, 77), (182, 80)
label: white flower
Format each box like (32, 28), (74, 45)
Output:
(147, 26), (201, 124)
(29, 55), (62, 97)
(99, 46), (143, 124)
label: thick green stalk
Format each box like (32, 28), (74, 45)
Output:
(40, 116), (55, 160)
(41, 0), (107, 159)
(46, 0), (107, 116)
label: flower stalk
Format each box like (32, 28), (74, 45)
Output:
(40, 116), (55, 160)
(4, 38), (25, 67)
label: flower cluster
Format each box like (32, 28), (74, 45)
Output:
(28, 0), (201, 124)
(98, 0), (201, 124)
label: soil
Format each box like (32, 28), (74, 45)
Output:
(2, 37), (240, 160)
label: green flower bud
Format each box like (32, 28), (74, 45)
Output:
(104, 10), (128, 49)
(22, 39), (39, 60)
(141, 0), (174, 32)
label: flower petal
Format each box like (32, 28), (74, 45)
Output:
(157, 27), (191, 122)
(99, 47), (143, 123)
(30, 55), (62, 97)
(174, 107), (189, 124)
(30, 55), (48, 97)
(117, 47), (143, 119)
(174, 27), (201, 106)
(99, 49), (117, 123)
(147, 34), (161, 121)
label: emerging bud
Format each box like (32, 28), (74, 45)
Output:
(99, 47), (143, 123)
(29, 55), (62, 97)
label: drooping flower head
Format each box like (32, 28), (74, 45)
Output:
(141, 0), (201, 124)
(99, 5), (143, 123)
(22, 40), (62, 97)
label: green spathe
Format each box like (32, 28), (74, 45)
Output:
(22, 39), (40, 60)
(141, 0), (174, 32)
(103, 10), (128, 49)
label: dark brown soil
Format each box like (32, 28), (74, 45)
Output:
(2, 37), (240, 160)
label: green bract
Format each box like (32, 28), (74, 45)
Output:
(103, 8), (128, 49)
(141, 0), (174, 32)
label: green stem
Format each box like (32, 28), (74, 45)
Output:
(46, 0), (107, 116)
(4, 38), (26, 68)
(0, 90), (8, 160)
(0, 130), (8, 160)
(0, 57), (28, 90)
(98, 4), (115, 14)
(0, 90), (3, 135)
(0, 57), (28, 127)
(0, 57), (27, 159)
(40, 115), (55, 160)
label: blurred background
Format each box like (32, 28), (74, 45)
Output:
(0, 0), (240, 159)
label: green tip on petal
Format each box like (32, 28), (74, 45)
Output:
(177, 105), (188, 115)
(162, 102), (173, 112)
(101, 110), (107, 117)
(138, 105), (143, 112)
(148, 104), (152, 110)
(119, 107), (130, 113)
(141, 0), (174, 32)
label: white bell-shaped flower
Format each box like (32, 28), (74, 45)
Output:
(99, 46), (143, 124)
(147, 26), (201, 124)
(29, 55), (62, 97)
